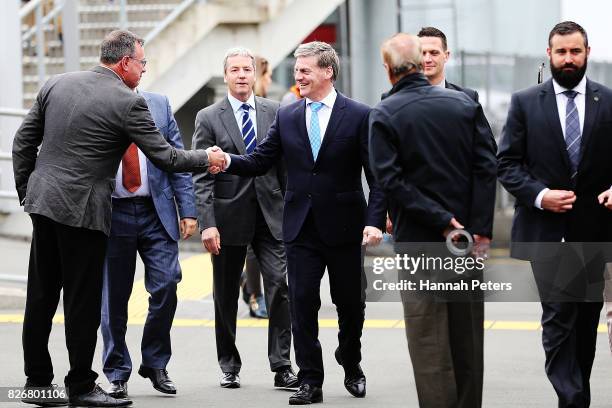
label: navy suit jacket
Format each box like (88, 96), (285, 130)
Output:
(140, 91), (197, 241)
(227, 92), (386, 246)
(498, 78), (612, 245)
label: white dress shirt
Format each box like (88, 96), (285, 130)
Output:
(113, 88), (150, 198)
(305, 88), (337, 140)
(113, 148), (150, 198)
(534, 76), (587, 209)
(227, 91), (258, 139)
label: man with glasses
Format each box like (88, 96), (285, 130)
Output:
(13, 29), (224, 407)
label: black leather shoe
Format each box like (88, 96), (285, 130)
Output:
(107, 381), (128, 399)
(343, 367), (366, 398)
(274, 366), (299, 390)
(220, 372), (240, 388)
(289, 384), (323, 405)
(21, 383), (69, 407)
(138, 366), (176, 394)
(69, 384), (132, 407)
(334, 347), (366, 397)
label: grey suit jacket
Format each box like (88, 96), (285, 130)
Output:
(12, 66), (209, 235)
(192, 96), (284, 245)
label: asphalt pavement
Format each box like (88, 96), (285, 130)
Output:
(0, 237), (611, 407)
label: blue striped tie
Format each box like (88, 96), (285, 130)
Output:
(563, 90), (581, 178)
(309, 102), (323, 160)
(241, 103), (256, 154)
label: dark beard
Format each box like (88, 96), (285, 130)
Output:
(550, 59), (587, 89)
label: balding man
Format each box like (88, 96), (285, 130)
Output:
(369, 33), (497, 408)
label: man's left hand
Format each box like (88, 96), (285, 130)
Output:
(180, 218), (197, 240)
(598, 189), (612, 210)
(362, 226), (383, 247)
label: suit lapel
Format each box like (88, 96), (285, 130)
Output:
(219, 97), (247, 154)
(255, 96), (267, 143)
(540, 80), (571, 171)
(316, 92), (346, 165)
(580, 80), (600, 164)
(292, 99), (313, 164)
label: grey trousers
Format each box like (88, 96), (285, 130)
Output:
(401, 299), (484, 408)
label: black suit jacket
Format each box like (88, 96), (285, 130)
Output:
(497, 78), (612, 244)
(12, 66), (209, 235)
(226, 92), (387, 246)
(445, 80), (479, 102)
(192, 96), (284, 245)
(370, 73), (497, 242)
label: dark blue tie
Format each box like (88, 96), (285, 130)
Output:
(563, 90), (581, 178)
(241, 103), (256, 154)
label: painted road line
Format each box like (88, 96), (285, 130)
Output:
(127, 253), (214, 321)
(0, 314), (606, 333)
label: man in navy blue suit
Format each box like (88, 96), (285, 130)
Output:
(212, 41), (386, 404)
(100, 86), (197, 399)
(498, 21), (612, 407)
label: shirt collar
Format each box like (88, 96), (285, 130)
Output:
(228, 92), (256, 114)
(433, 77), (446, 88)
(306, 88), (337, 109)
(552, 75), (587, 96)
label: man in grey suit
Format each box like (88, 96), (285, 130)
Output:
(192, 47), (297, 390)
(12, 30), (224, 407)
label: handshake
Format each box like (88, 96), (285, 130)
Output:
(205, 146), (227, 174)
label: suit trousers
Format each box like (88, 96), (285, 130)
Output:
(532, 257), (604, 408)
(401, 298), (484, 408)
(285, 211), (365, 387)
(101, 197), (181, 382)
(211, 205), (291, 373)
(23, 214), (108, 396)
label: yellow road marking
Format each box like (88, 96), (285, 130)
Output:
(0, 314), (606, 333)
(127, 253), (214, 321)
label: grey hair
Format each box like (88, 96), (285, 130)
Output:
(223, 47), (256, 72)
(100, 30), (144, 64)
(381, 33), (422, 77)
(293, 41), (340, 81)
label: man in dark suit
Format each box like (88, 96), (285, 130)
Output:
(212, 41), (386, 404)
(498, 21), (612, 407)
(417, 26), (479, 100)
(192, 47), (296, 390)
(12, 30), (223, 407)
(369, 33), (497, 408)
(100, 89), (197, 399)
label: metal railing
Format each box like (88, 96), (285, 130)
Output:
(20, 0), (65, 89)
(0, 107), (28, 200)
(145, 0), (198, 43)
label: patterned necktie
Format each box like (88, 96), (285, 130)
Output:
(122, 143), (141, 192)
(241, 103), (256, 154)
(309, 102), (323, 160)
(563, 90), (581, 178)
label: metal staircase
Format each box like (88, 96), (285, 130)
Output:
(19, 0), (345, 111)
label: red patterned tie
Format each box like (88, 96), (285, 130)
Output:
(122, 143), (141, 192)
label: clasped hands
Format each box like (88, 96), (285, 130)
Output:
(443, 218), (491, 259)
(205, 146), (227, 174)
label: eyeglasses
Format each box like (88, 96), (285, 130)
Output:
(127, 56), (147, 67)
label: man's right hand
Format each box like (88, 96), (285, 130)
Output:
(201, 227), (221, 255)
(206, 146), (226, 173)
(541, 190), (576, 213)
